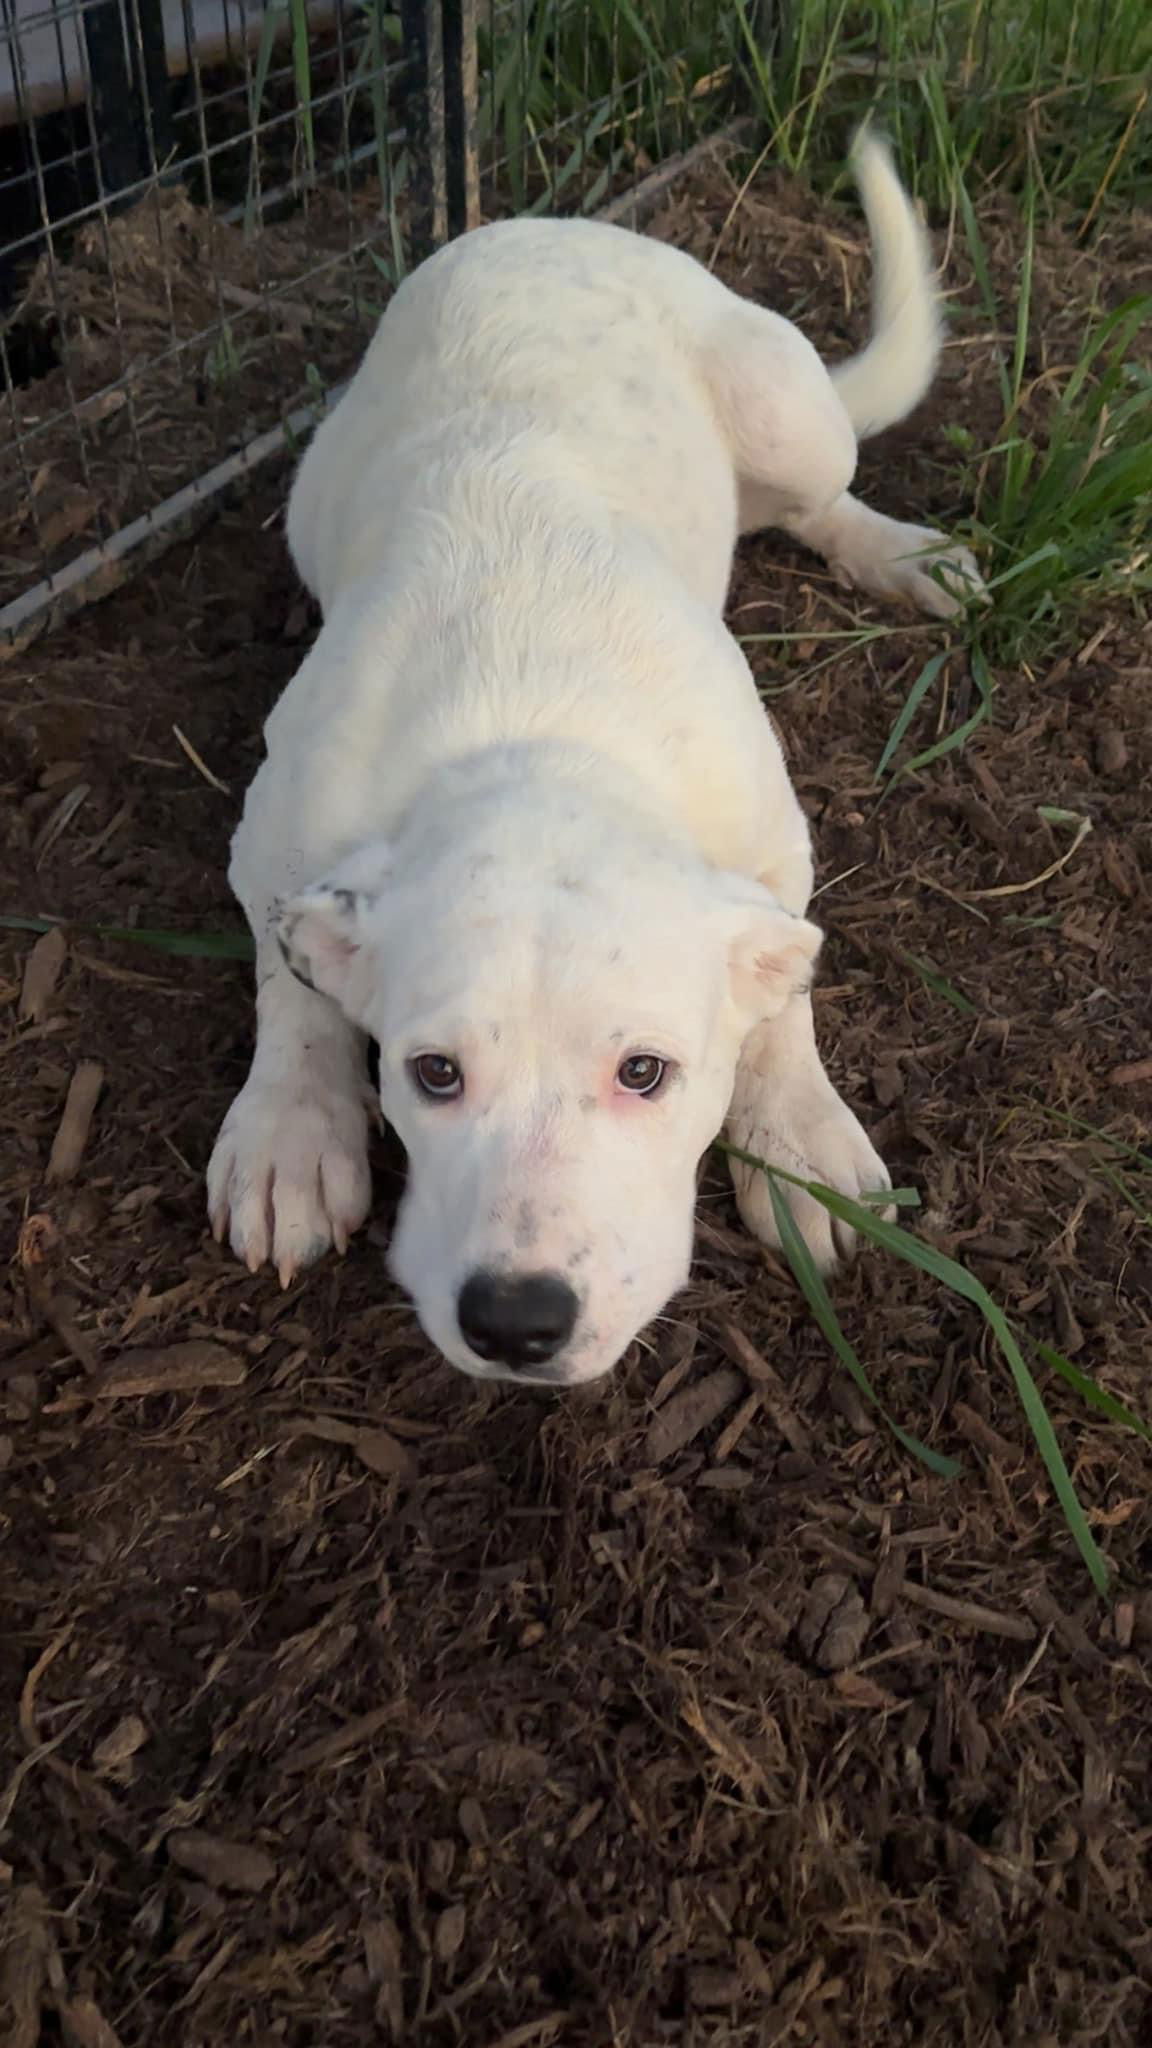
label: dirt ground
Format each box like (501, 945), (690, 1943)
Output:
(2, 162), (1151, 2047)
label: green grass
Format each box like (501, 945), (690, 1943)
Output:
(470, 0), (1152, 216)
(257, 0), (1150, 223)
(724, 1145), (1150, 1596)
(961, 288), (1152, 664)
(739, 0), (1152, 216)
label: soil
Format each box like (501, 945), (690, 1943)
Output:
(2, 160), (1151, 2048)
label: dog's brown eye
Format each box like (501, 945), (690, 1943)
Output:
(617, 1054), (666, 1096)
(411, 1053), (463, 1100)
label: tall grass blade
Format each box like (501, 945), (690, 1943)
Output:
(764, 1175), (961, 1478)
(1, 915), (254, 960)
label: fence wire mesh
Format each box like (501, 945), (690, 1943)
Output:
(1, 1), (1149, 646)
(0, 0), (740, 644)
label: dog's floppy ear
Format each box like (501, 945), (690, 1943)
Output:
(720, 876), (823, 1024)
(275, 842), (392, 1015)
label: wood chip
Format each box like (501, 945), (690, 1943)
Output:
(0, 1884), (51, 2048)
(872, 1058), (904, 1107)
(476, 1741), (549, 1787)
(797, 1572), (870, 1671)
(713, 1390), (762, 1461)
(717, 1321), (813, 1455)
(1108, 1056), (1152, 1086)
(457, 1796), (486, 1844)
(33, 783), (90, 864)
(37, 488), (100, 551)
(18, 926), (67, 1023)
(648, 1323), (697, 1407)
(363, 1912), (403, 1985)
(166, 1829), (277, 1894)
(363, 1913), (404, 2035)
(687, 1967), (745, 2009)
(46, 1060), (104, 1181)
(952, 792), (1012, 855)
(172, 722), (230, 795)
(91, 1714), (148, 1776)
(1024, 1586), (1104, 1668)
(1100, 837), (1137, 898)
(871, 1542), (906, 1620)
(47, 1339), (245, 1409)
(278, 1704), (398, 1775)
(352, 1428), (416, 1481)
(642, 1365), (743, 1463)
(60, 1997), (126, 2048)
(479, 2018), (566, 2048)
(288, 1414), (415, 1480)
(831, 1670), (901, 1709)
(171, 1933), (241, 2013)
(434, 1903), (467, 1963)
(806, 1531), (1036, 1640)
(952, 1401), (1023, 1464)
(25, 1268), (100, 1376)
(1094, 726), (1128, 775)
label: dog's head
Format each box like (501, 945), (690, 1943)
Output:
(278, 816), (819, 1384)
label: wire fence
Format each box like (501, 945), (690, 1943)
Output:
(0, 0), (743, 648)
(3, 0), (1148, 649)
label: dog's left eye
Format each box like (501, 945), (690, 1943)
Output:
(616, 1054), (666, 1096)
(410, 1053), (464, 1099)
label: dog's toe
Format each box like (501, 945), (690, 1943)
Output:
(208, 1075), (372, 1282)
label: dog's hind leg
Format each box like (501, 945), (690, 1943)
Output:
(712, 304), (983, 619)
(776, 490), (986, 620)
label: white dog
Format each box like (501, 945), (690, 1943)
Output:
(208, 134), (982, 1385)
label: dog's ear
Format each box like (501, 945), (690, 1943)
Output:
(275, 843), (392, 1015)
(720, 877), (823, 1024)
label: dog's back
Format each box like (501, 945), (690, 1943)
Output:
(287, 218), (762, 616)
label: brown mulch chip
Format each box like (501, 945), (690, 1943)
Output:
(2, 158), (1151, 2048)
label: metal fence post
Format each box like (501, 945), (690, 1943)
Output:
(400, 0), (479, 261)
(441, 0), (480, 240)
(400, 0), (444, 259)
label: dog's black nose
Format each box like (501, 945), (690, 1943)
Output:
(457, 1270), (579, 1372)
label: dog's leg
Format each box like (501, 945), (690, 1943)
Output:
(208, 939), (373, 1285)
(727, 993), (892, 1268)
(772, 488), (985, 621)
(712, 305), (984, 619)
(726, 837), (891, 1268)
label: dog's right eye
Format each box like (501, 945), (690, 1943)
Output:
(410, 1053), (464, 1100)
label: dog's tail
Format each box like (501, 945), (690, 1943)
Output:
(828, 129), (941, 441)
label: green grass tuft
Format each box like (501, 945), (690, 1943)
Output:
(723, 1144), (1136, 1594)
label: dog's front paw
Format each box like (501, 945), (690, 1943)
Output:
(728, 1085), (892, 1271)
(208, 1073), (372, 1286)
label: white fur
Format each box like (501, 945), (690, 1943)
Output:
(829, 131), (942, 438)
(208, 134), (984, 1384)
